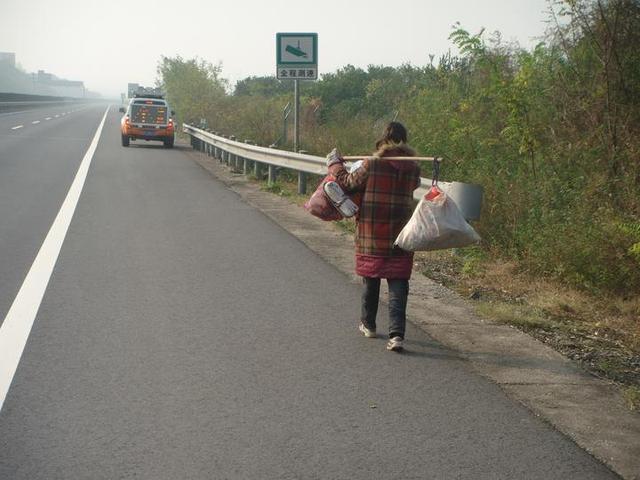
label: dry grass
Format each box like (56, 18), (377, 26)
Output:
(471, 259), (640, 352)
(624, 386), (640, 411)
(416, 250), (640, 349)
(415, 249), (640, 409)
(475, 302), (555, 330)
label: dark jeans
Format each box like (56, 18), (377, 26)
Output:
(361, 277), (409, 339)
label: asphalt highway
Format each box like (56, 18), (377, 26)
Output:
(0, 104), (104, 329)
(0, 106), (617, 479)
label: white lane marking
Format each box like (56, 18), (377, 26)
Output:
(45, 117), (52, 121)
(0, 107), (109, 412)
(11, 125), (23, 130)
(54, 114), (59, 118)
(32, 120), (40, 125)
(61, 113), (66, 116)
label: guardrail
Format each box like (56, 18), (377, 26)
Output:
(183, 123), (483, 220)
(0, 93), (89, 114)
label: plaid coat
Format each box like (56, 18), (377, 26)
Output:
(329, 143), (421, 279)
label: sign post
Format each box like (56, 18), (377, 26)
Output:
(277, 32), (318, 193)
(294, 78), (300, 153)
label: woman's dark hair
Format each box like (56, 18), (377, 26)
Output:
(375, 121), (408, 149)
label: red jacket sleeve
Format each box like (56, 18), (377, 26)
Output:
(328, 160), (370, 193)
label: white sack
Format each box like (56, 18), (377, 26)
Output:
(394, 189), (481, 251)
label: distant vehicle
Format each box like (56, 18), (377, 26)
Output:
(119, 92), (175, 148)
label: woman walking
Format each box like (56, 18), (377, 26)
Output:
(327, 122), (421, 352)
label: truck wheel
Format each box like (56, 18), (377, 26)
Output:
(121, 134), (130, 147)
(164, 137), (174, 148)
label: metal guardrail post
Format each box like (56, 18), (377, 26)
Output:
(297, 172), (307, 194)
(229, 137), (237, 170)
(223, 137), (230, 166)
(297, 150), (308, 194)
(243, 140), (252, 174)
(268, 165), (277, 185)
(218, 138), (225, 163)
(243, 140), (262, 178)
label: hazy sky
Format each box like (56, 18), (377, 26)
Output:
(0, 0), (552, 97)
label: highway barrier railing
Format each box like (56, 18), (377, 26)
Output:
(183, 123), (483, 221)
(0, 93), (92, 113)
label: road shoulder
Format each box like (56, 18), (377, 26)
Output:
(186, 147), (640, 480)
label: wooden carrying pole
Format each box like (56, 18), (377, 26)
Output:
(342, 156), (441, 162)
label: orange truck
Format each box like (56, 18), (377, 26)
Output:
(119, 93), (175, 148)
